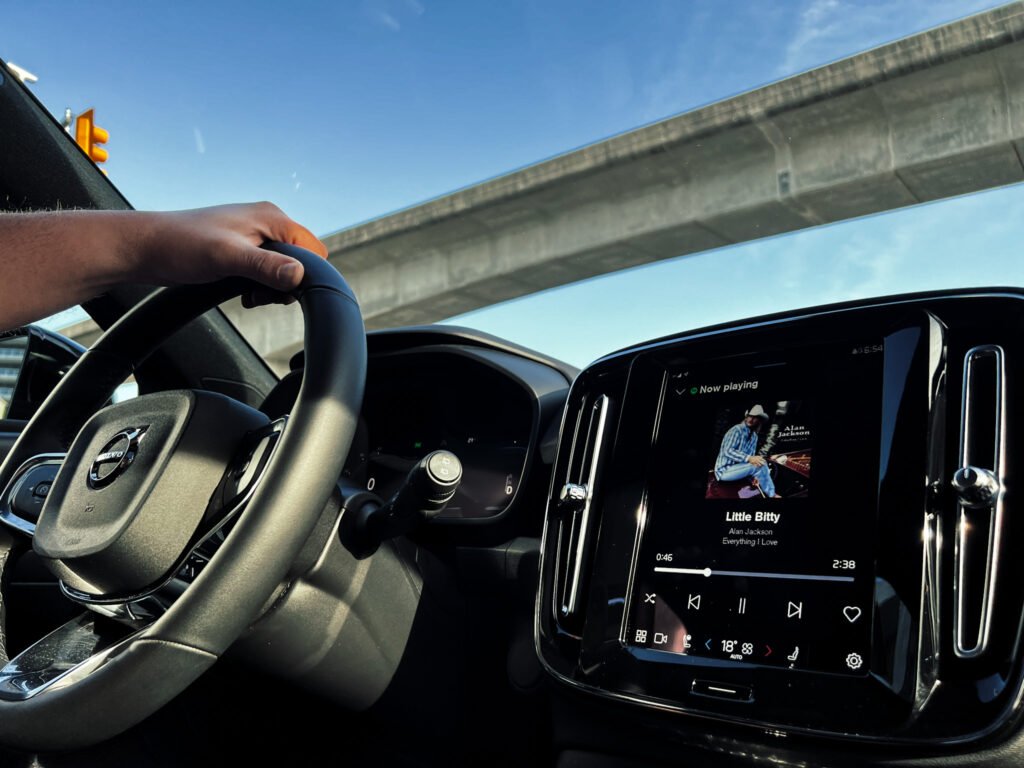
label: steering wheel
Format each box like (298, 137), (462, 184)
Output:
(0, 243), (365, 750)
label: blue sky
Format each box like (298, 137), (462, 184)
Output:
(0, 0), (1002, 234)
(0, 0), (1015, 365)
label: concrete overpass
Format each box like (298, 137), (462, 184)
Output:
(75, 4), (1024, 371)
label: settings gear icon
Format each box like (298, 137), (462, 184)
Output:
(845, 652), (864, 671)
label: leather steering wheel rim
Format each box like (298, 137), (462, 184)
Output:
(0, 243), (365, 750)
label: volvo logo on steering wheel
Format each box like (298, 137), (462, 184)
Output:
(88, 427), (147, 489)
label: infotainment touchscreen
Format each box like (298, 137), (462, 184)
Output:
(626, 341), (883, 676)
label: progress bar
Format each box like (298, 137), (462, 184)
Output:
(653, 566), (854, 583)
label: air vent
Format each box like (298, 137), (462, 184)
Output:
(552, 394), (611, 636)
(953, 345), (1006, 658)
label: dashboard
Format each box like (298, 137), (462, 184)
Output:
(279, 299), (1024, 764)
(343, 349), (537, 521)
(12, 298), (1024, 766)
(536, 290), (1024, 760)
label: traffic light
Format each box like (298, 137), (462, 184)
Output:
(74, 108), (108, 166)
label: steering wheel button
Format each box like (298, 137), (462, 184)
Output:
(10, 463), (61, 524)
(236, 434), (273, 497)
(178, 550), (211, 583)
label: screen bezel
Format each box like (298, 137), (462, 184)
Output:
(563, 306), (943, 738)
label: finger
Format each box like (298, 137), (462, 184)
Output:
(288, 222), (328, 258)
(260, 205), (328, 258)
(230, 246), (306, 292)
(243, 288), (296, 308)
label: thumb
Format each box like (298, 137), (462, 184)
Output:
(234, 247), (305, 292)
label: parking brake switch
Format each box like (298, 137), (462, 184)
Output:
(341, 450), (463, 558)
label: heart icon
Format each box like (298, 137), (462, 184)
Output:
(843, 606), (862, 623)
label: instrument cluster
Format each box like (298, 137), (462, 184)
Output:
(342, 347), (539, 522)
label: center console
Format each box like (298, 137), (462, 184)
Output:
(536, 291), (1024, 747)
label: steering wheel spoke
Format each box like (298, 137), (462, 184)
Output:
(0, 452), (65, 537)
(0, 613), (142, 702)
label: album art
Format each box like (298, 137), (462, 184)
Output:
(705, 400), (812, 500)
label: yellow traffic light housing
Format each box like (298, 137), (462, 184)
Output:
(74, 108), (109, 166)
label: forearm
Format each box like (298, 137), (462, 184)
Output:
(0, 210), (146, 329)
(0, 203), (326, 332)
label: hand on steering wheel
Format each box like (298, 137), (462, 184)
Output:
(0, 244), (364, 750)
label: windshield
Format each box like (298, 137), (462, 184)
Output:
(1, 0), (1012, 368)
